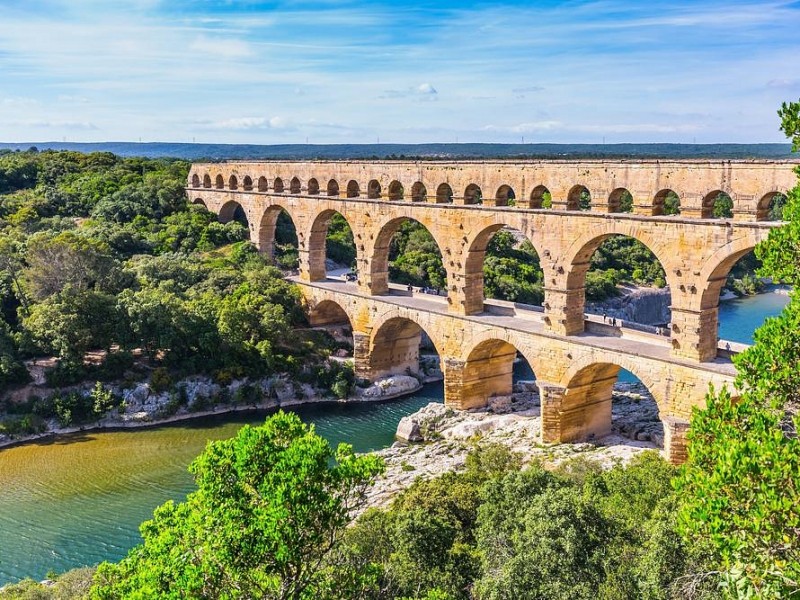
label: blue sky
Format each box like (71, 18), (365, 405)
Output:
(1, 0), (799, 144)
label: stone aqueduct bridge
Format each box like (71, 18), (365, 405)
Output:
(187, 159), (797, 462)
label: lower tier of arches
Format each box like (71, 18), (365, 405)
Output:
(301, 281), (738, 464)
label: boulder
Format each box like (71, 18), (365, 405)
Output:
(396, 416), (423, 442)
(488, 395), (513, 414)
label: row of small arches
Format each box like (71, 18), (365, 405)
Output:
(191, 173), (786, 220)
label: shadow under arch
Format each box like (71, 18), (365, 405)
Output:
(463, 223), (546, 315)
(327, 179), (340, 197)
(756, 191), (788, 221)
(608, 187), (633, 213)
(558, 359), (665, 445)
(457, 337), (538, 410)
(308, 298), (353, 328)
(411, 181), (427, 202)
(257, 203), (298, 262)
(192, 197), (207, 208)
(495, 184), (515, 207)
(219, 200), (249, 228)
(306, 208), (358, 280)
(366, 315), (442, 380)
(654, 189), (681, 216)
(436, 183), (453, 204)
(369, 216), (448, 295)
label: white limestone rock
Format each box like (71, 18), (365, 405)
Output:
(361, 375), (420, 399)
(396, 416), (423, 442)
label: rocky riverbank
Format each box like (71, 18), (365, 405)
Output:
(0, 370), (436, 451)
(365, 381), (663, 508)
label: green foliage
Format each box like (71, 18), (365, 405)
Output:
(483, 231), (544, 305)
(91, 411), (385, 599)
(23, 287), (119, 361)
(326, 213), (356, 268)
(711, 193), (734, 218)
(0, 567), (96, 599)
(389, 221), (447, 289)
(674, 100), (800, 598)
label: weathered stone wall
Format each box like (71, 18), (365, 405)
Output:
(189, 159), (797, 219)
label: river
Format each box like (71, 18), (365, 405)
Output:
(0, 291), (790, 584)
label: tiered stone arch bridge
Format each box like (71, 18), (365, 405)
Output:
(187, 159), (796, 462)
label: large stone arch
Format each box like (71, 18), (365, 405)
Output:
(365, 313), (444, 380)
(192, 197), (207, 208)
(306, 208), (359, 282)
(684, 236), (760, 359)
(556, 227), (676, 335)
(366, 215), (450, 296)
(462, 223), (548, 315)
(307, 298), (353, 328)
(448, 332), (541, 410)
(218, 200), (249, 228)
(551, 357), (667, 444)
(257, 202), (299, 257)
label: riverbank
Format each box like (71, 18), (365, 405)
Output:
(0, 370), (440, 452)
(365, 381), (662, 508)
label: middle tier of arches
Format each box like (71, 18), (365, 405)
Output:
(193, 190), (773, 363)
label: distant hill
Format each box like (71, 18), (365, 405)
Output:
(0, 141), (796, 161)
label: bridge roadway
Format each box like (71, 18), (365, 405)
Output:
(295, 276), (741, 464)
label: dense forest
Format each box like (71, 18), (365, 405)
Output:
(0, 149), (353, 435)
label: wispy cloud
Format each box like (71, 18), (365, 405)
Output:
(0, 0), (797, 143)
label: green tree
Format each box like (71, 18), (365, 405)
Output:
(91, 411), (385, 599)
(674, 99), (800, 597)
(23, 287), (119, 361)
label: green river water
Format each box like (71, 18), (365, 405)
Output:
(0, 292), (790, 584)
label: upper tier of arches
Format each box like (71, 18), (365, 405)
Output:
(190, 161), (796, 222)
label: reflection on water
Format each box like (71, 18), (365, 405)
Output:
(0, 385), (443, 584)
(0, 291), (791, 584)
